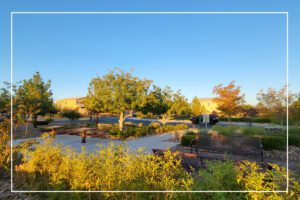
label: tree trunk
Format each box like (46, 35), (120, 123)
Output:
(95, 113), (99, 125)
(119, 111), (133, 131)
(119, 112), (124, 131)
(228, 115), (231, 124)
(32, 114), (38, 128)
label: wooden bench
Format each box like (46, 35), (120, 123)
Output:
(191, 134), (264, 162)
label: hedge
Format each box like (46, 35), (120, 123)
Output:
(109, 124), (189, 139)
(261, 136), (286, 150)
(181, 135), (196, 147)
(218, 117), (271, 123)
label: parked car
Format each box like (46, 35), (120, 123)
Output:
(190, 114), (219, 125)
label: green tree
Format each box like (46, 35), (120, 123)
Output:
(169, 90), (191, 117)
(213, 81), (245, 122)
(86, 68), (152, 131)
(140, 85), (170, 116)
(85, 78), (107, 124)
(0, 83), (10, 116)
(15, 72), (54, 131)
(191, 96), (207, 116)
(290, 93), (300, 123)
(140, 86), (174, 125)
(257, 86), (294, 125)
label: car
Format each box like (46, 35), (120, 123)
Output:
(190, 114), (219, 125)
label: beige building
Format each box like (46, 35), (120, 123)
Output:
(198, 98), (219, 114)
(55, 97), (87, 115)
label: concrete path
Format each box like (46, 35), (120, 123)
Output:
(13, 133), (179, 154)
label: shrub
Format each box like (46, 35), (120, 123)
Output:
(149, 122), (161, 128)
(0, 120), (10, 178)
(185, 131), (195, 136)
(137, 123), (143, 127)
(181, 135), (196, 147)
(14, 138), (193, 194)
(236, 160), (300, 199)
(125, 122), (136, 127)
(242, 126), (265, 136)
(218, 117), (271, 123)
(262, 136), (286, 150)
(288, 126), (300, 135)
(60, 109), (81, 121)
(193, 160), (244, 199)
(211, 125), (241, 136)
(97, 123), (113, 131)
(289, 135), (300, 147)
(253, 118), (272, 123)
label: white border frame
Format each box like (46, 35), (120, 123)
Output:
(10, 11), (289, 193)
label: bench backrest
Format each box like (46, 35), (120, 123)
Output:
(193, 134), (262, 155)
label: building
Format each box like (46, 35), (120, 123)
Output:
(198, 98), (219, 114)
(55, 97), (87, 115)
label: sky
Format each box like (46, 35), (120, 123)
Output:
(0, 0), (299, 105)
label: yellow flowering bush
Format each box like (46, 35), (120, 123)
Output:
(0, 120), (10, 178)
(236, 160), (300, 199)
(14, 136), (193, 196)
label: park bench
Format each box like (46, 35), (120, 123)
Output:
(191, 134), (264, 162)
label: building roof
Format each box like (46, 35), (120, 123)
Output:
(198, 98), (215, 101)
(55, 97), (86, 103)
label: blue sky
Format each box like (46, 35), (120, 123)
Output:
(0, 0), (299, 104)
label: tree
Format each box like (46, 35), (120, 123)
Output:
(169, 90), (191, 117)
(15, 72), (54, 131)
(140, 85), (170, 116)
(86, 68), (152, 131)
(85, 78), (107, 124)
(0, 83), (10, 116)
(140, 86), (173, 125)
(257, 86), (294, 125)
(241, 104), (257, 126)
(213, 81), (245, 122)
(191, 96), (207, 116)
(290, 93), (300, 123)
(141, 87), (190, 124)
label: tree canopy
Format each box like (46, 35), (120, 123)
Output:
(213, 81), (245, 122)
(15, 72), (54, 128)
(191, 96), (207, 116)
(86, 68), (152, 130)
(257, 86), (294, 125)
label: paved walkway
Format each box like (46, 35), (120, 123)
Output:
(13, 133), (179, 154)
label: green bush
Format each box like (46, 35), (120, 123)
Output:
(149, 122), (161, 128)
(288, 126), (300, 135)
(262, 136), (286, 150)
(193, 160), (244, 199)
(181, 135), (196, 147)
(125, 122), (136, 127)
(97, 123), (113, 131)
(108, 123), (188, 139)
(242, 126), (266, 136)
(211, 125), (241, 136)
(236, 160), (300, 199)
(218, 117), (271, 123)
(253, 118), (272, 123)
(185, 131), (195, 136)
(289, 135), (300, 147)
(60, 109), (81, 121)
